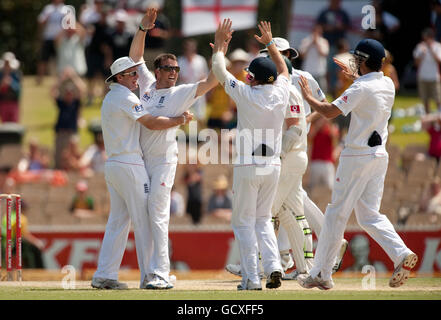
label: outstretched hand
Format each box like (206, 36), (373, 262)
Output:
(141, 7), (157, 30)
(298, 75), (313, 100)
(211, 19), (234, 55)
(254, 21), (272, 46)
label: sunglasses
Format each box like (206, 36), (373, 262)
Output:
(159, 65), (181, 72)
(120, 71), (137, 77)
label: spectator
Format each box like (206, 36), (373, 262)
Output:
(55, 23), (88, 77)
(143, 1), (171, 70)
(316, 0), (351, 98)
(36, 0), (67, 85)
(364, 0), (400, 51)
(432, 0), (441, 42)
(422, 113), (441, 163)
(79, 130), (106, 175)
(419, 176), (441, 223)
(170, 186), (185, 217)
(60, 135), (82, 171)
(70, 179), (95, 218)
(51, 67), (86, 169)
(17, 138), (51, 172)
(308, 117), (340, 191)
(79, 0), (104, 27)
(183, 164), (203, 225)
(207, 174), (232, 222)
(299, 24), (330, 94)
(0, 52), (22, 123)
(82, 2), (112, 105)
(177, 39), (209, 123)
(382, 50), (400, 91)
(413, 28), (441, 114)
(108, 9), (133, 60)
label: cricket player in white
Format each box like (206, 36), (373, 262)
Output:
(225, 38), (348, 280)
(91, 56), (192, 290)
(128, 9), (226, 289)
(297, 39), (417, 290)
(270, 57), (311, 277)
(212, 20), (290, 290)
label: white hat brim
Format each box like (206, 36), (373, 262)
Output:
(105, 60), (144, 83)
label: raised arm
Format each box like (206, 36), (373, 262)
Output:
(298, 75), (341, 119)
(196, 19), (233, 97)
(254, 21), (289, 79)
(129, 8), (157, 63)
(210, 19), (234, 85)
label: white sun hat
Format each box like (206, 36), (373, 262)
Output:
(259, 37), (299, 59)
(105, 56), (143, 83)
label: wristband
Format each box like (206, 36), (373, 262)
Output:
(181, 114), (187, 124)
(265, 39), (275, 48)
(139, 24), (147, 32)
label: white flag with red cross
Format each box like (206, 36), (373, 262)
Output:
(182, 0), (258, 36)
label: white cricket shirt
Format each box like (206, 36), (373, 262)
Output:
(332, 71), (394, 156)
(223, 72), (291, 165)
(137, 64), (199, 162)
(284, 84), (308, 153)
(291, 69), (326, 133)
(100, 83), (149, 164)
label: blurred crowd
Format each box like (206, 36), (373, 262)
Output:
(1, 0), (441, 226)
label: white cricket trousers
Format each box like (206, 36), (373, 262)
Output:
(232, 165), (283, 285)
(94, 160), (152, 286)
(272, 151), (310, 272)
(310, 154), (413, 281)
(144, 157), (177, 282)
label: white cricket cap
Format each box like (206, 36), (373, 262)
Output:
(259, 37), (299, 59)
(105, 56), (143, 83)
(229, 48), (250, 62)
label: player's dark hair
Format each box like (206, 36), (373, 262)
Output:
(154, 53), (178, 70)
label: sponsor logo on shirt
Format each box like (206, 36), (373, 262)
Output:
(290, 105), (300, 113)
(317, 88), (323, 97)
(133, 104), (144, 112)
(144, 183), (149, 193)
(230, 80), (236, 88)
(142, 92), (151, 101)
(342, 96), (348, 103)
(155, 96), (166, 108)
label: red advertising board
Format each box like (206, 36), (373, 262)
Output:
(33, 228), (441, 273)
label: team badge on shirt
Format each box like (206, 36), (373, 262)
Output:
(317, 88), (323, 97)
(342, 96), (348, 103)
(133, 104), (144, 112)
(290, 105), (300, 113)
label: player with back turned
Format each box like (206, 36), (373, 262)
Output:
(211, 20), (290, 290)
(297, 38), (417, 290)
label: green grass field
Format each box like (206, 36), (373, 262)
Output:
(0, 277), (440, 300)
